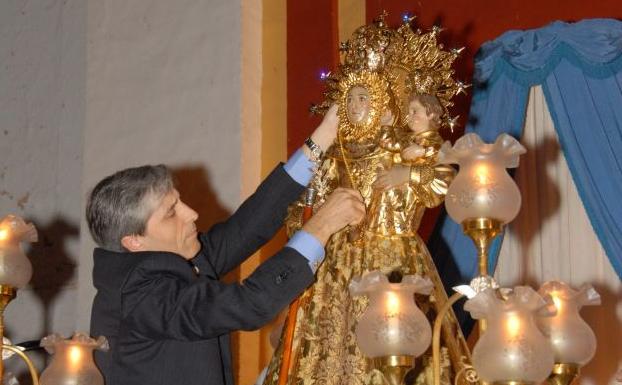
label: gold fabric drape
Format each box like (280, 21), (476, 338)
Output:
(264, 145), (471, 385)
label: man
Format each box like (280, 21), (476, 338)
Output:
(87, 107), (365, 385)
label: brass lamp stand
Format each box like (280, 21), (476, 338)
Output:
(545, 363), (580, 385)
(432, 217), (505, 385)
(461, 218), (502, 278)
(462, 217), (503, 339)
(373, 355), (414, 385)
(0, 285), (40, 385)
(464, 218), (534, 385)
(492, 382), (535, 385)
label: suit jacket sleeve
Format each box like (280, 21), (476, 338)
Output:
(194, 164), (305, 277)
(121, 248), (314, 341)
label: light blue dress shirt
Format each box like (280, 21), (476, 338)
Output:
(282, 148), (325, 273)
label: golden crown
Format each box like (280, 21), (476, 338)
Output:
(311, 14), (469, 132)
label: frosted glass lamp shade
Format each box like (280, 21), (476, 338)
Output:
(0, 215), (37, 288)
(0, 246), (33, 288)
(349, 271), (433, 358)
(439, 133), (526, 224)
(464, 287), (555, 383)
(538, 281), (600, 366)
(40, 333), (109, 385)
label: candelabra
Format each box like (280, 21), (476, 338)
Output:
(0, 215), (107, 385)
(0, 215), (40, 385)
(350, 133), (600, 385)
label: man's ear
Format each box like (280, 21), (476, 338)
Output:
(121, 234), (145, 252)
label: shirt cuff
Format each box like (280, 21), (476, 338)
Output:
(283, 148), (315, 187)
(286, 230), (325, 273)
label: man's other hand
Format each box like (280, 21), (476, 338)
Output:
(302, 188), (365, 245)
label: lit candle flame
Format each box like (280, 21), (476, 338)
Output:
(506, 313), (522, 338)
(550, 292), (563, 313)
(0, 228), (8, 241)
(68, 345), (83, 369)
(474, 164), (490, 185)
(386, 292), (400, 317)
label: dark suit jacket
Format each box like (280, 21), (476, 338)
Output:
(90, 165), (314, 385)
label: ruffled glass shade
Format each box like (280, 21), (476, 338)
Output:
(464, 287), (555, 383)
(439, 133), (526, 224)
(0, 215), (37, 288)
(40, 333), (109, 385)
(349, 271), (433, 358)
(538, 281), (600, 365)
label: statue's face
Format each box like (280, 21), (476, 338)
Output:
(346, 86), (370, 125)
(407, 99), (432, 133)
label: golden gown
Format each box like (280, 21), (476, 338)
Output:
(264, 138), (471, 385)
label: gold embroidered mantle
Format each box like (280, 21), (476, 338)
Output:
(264, 144), (471, 385)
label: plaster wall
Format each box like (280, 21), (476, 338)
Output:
(77, 0), (243, 329)
(0, 0), (85, 349)
(0, 0), (246, 376)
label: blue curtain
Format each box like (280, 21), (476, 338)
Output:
(430, 19), (622, 287)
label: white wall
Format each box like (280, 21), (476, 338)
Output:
(0, 0), (85, 349)
(0, 0), (86, 379)
(77, 0), (243, 330)
(0, 0), (245, 378)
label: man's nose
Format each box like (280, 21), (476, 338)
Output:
(179, 201), (199, 222)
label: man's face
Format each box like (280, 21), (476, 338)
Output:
(137, 189), (200, 260)
(346, 86), (370, 125)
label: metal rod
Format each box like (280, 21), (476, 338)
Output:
(461, 218), (503, 335)
(0, 285), (17, 384)
(2, 345), (40, 385)
(433, 292), (466, 385)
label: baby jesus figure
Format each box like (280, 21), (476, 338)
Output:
(374, 92), (445, 191)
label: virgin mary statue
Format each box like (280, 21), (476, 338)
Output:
(264, 17), (473, 385)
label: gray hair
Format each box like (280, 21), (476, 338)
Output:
(86, 165), (173, 252)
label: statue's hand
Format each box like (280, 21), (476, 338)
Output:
(401, 144), (425, 160)
(373, 165), (410, 190)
